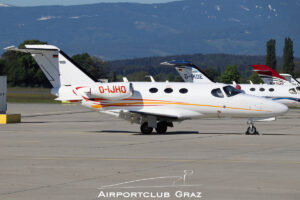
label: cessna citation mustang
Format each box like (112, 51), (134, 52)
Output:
(165, 60), (300, 107)
(5, 45), (288, 135)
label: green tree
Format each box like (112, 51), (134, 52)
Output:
(18, 40), (47, 48)
(1, 40), (50, 87)
(127, 71), (148, 81)
(294, 61), (300, 79)
(202, 67), (220, 82)
(219, 65), (240, 84)
(111, 72), (118, 82)
(154, 73), (166, 82)
(72, 53), (108, 79)
(249, 72), (263, 84)
(266, 39), (277, 70)
(282, 37), (295, 76)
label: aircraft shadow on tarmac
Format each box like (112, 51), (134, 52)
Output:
(22, 120), (102, 123)
(97, 130), (211, 135)
(135, 131), (200, 135)
(91, 130), (295, 136)
(95, 130), (200, 135)
(21, 121), (46, 124)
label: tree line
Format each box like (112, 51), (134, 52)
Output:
(0, 39), (299, 87)
(0, 40), (109, 87)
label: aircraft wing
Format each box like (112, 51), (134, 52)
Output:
(100, 107), (203, 123)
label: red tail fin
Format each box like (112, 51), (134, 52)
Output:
(251, 65), (287, 80)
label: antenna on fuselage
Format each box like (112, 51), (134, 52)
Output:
(123, 77), (129, 83)
(145, 75), (155, 82)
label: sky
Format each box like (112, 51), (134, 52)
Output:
(2, 0), (178, 6)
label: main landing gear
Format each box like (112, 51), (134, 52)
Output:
(245, 120), (260, 135)
(140, 121), (170, 134)
(140, 122), (153, 134)
(156, 121), (168, 134)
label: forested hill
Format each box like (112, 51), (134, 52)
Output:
(107, 53), (284, 77)
(0, 0), (299, 59)
(1, 40), (299, 87)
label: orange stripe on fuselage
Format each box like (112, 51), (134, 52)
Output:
(90, 99), (272, 112)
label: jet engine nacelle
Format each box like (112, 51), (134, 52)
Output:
(88, 82), (133, 100)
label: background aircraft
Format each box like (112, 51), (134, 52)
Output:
(252, 64), (300, 86)
(6, 45), (288, 135)
(166, 60), (300, 107)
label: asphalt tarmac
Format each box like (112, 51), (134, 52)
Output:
(0, 103), (300, 200)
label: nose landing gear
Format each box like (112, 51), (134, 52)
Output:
(246, 120), (259, 135)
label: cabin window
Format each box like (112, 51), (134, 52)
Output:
(211, 88), (224, 98)
(269, 88), (274, 92)
(223, 86), (241, 97)
(250, 88), (255, 91)
(296, 87), (300, 94)
(164, 88), (173, 93)
(149, 88), (158, 93)
(179, 88), (188, 94)
(289, 88), (297, 94)
(259, 88), (265, 92)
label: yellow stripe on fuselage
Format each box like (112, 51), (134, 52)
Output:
(90, 99), (272, 112)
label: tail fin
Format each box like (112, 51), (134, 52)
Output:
(251, 64), (291, 85)
(161, 60), (213, 83)
(5, 45), (97, 88)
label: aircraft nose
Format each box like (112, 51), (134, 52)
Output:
(271, 101), (289, 115)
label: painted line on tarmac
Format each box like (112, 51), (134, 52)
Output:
(2, 155), (300, 165)
(22, 110), (94, 117)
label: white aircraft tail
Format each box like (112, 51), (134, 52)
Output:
(5, 45), (97, 88)
(161, 60), (213, 83)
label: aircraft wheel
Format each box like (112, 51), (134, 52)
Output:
(156, 122), (168, 134)
(140, 122), (153, 134)
(246, 126), (258, 135)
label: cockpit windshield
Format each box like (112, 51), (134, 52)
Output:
(223, 86), (242, 97)
(296, 87), (300, 94)
(289, 88), (297, 95)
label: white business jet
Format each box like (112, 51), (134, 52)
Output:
(5, 45), (288, 135)
(165, 60), (300, 107)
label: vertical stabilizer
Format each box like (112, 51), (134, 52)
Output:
(251, 65), (291, 85)
(5, 45), (97, 88)
(161, 60), (213, 83)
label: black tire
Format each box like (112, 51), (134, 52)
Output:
(156, 122), (168, 134)
(246, 126), (257, 135)
(140, 122), (153, 134)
